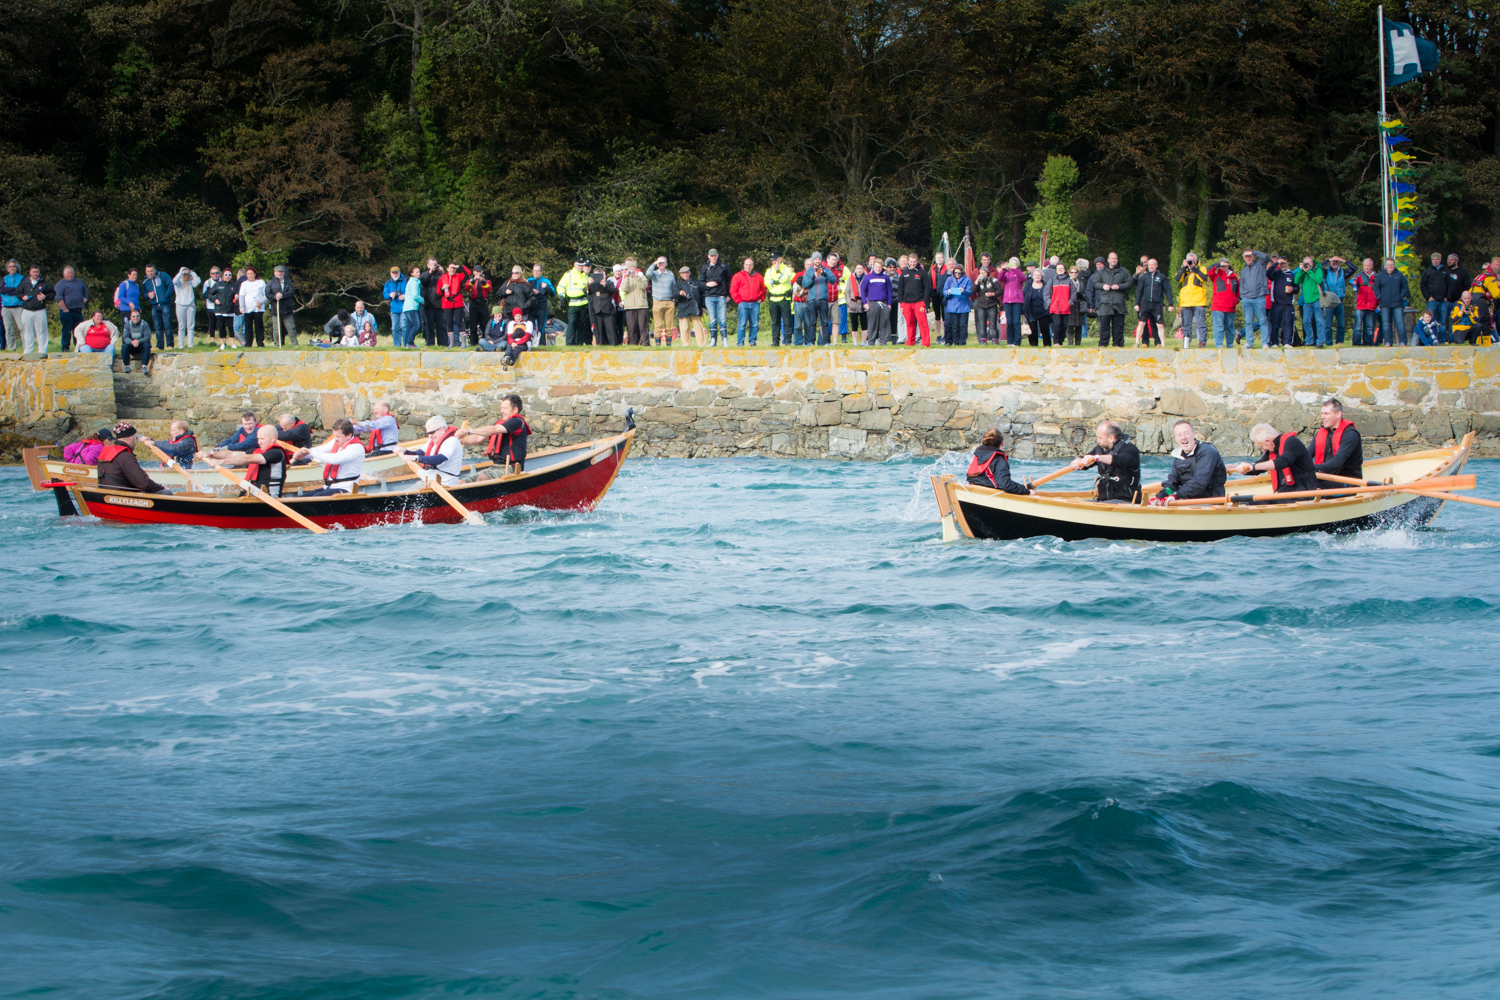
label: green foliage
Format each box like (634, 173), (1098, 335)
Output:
(564, 142), (689, 262)
(1215, 209), (1361, 262)
(1023, 157), (1089, 265)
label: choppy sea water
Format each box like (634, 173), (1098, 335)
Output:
(2, 455), (1499, 1000)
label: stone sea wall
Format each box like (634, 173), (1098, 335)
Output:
(4, 347), (1499, 461)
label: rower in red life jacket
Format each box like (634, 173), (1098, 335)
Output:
(462, 394), (530, 474)
(1237, 422), (1319, 496)
(396, 415), (465, 486)
(140, 419), (198, 469)
(96, 423), (170, 493)
(352, 400), (399, 454)
(276, 413), (314, 462)
(293, 419), (366, 495)
(202, 425), (288, 496)
(965, 428), (1032, 495)
(1311, 397), (1363, 482)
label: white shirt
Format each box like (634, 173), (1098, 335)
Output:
(420, 435), (465, 486)
(308, 439), (364, 491)
(173, 271), (201, 305)
(239, 279), (267, 313)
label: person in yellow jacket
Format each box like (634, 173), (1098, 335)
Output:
(554, 257), (592, 345)
(828, 252), (851, 344)
(764, 252), (797, 347)
(1450, 291), (1489, 346)
(1174, 252), (1210, 347)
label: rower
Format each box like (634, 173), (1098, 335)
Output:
(294, 419), (365, 495)
(1237, 423), (1318, 496)
(353, 400), (399, 454)
(139, 420), (197, 469)
(277, 413), (314, 461)
(397, 415), (464, 486)
(965, 429), (1031, 494)
(96, 423), (170, 494)
(1311, 398), (1363, 482)
(203, 425), (288, 497)
(1153, 419), (1226, 502)
(206, 411), (260, 459)
(1070, 420), (1140, 503)
(463, 394), (530, 474)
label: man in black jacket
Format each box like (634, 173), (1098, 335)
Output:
(699, 250), (731, 346)
(1238, 423), (1318, 496)
(1310, 398), (1363, 482)
(1266, 256), (1298, 347)
(1071, 421), (1141, 502)
(419, 257), (442, 347)
(1157, 420), (1226, 500)
(1444, 254), (1471, 341)
(268, 265), (297, 346)
(1420, 252), (1451, 344)
(897, 258), (931, 346)
(1089, 252), (1134, 347)
(1132, 259), (1174, 346)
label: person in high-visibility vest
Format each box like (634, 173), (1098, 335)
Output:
(555, 257), (592, 345)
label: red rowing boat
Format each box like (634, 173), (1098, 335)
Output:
(25, 429), (634, 531)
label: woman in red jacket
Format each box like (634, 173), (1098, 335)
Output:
(437, 262), (471, 347)
(1207, 259), (1240, 348)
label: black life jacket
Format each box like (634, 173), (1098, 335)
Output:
(967, 448), (1005, 488)
(1313, 420), (1353, 465)
(1267, 432), (1298, 491)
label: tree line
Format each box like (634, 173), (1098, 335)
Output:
(1, 0), (1496, 312)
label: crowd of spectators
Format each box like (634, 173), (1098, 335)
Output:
(3, 247), (1497, 364)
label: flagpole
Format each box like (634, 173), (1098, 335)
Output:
(1378, 6), (1391, 260)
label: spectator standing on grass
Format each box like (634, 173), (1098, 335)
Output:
(1133, 258), (1173, 347)
(1, 259), (24, 350)
(700, 249), (730, 347)
(647, 256), (677, 344)
(54, 265), (88, 352)
(972, 265), (1000, 344)
(1265, 256), (1297, 347)
(764, 252), (796, 348)
(1207, 258), (1240, 348)
(17, 265), (52, 355)
(267, 265), (296, 347)
(674, 266), (705, 347)
(618, 258), (649, 345)
(898, 255), (931, 347)
(382, 267), (406, 347)
(859, 259), (894, 346)
(1237, 249), (1270, 348)
(942, 261), (973, 345)
(1421, 252), (1450, 344)
(588, 269), (620, 346)
(527, 264), (554, 336)
(729, 258), (765, 346)
(465, 268), (492, 346)
(556, 257), (593, 346)
(1291, 256), (1327, 347)
(139, 265), (173, 350)
(1322, 255), (1351, 345)
(239, 266), (268, 347)
(1175, 253), (1209, 348)
(399, 266), (423, 348)
(1373, 257), (1410, 346)
(1089, 252), (1133, 347)
(173, 266), (201, 348)
(113, 267), (140, 322)
(1350, 258), (1378, 346)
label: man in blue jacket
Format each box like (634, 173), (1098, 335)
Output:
(801, 252), (835, 346)
(1321, 255), (1352, 345)
(1237, 248), (1270, 347)
(1372, 258), (1410, 345)
(527, 263), (554, 339)
(139, 264), (174, 350)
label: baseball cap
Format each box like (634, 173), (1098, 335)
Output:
(708, 249), (719, 256)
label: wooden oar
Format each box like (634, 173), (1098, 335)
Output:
(400, 457), (482, 525)
(1031, 463), (1087, 489)
(1316, 472), (1381, 487)
(1401, 489), (1500, 511)
(142, 441), (209, 493)
(204, 460), (329, 533)
(1167, 474), (1476, 507)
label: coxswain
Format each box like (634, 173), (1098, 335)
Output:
(462, 394), (530, 474)
(1237, 423), (1318, 497)
(353, 400), (399, 454)
(966, 429), (1031, 494)
(203, 425), (288, 496)
(1311, 397), (1363, 482)
(1070, 420), (1141, 503)
(96, 423), (169, 493)
(397, 415), (464, 486)
(139, 420), (197, 469)
(294, 419), (365, 495)
(1153, 419), (1226, 502)
(276, 413), (314, 458)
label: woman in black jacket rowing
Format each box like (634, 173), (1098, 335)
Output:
(967, 429), (1031, 494)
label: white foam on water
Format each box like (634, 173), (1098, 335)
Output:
(901, 451), (970, 521)
(692, 661), (733, 686)
(976, 636), (1095, 678)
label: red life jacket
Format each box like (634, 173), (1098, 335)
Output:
(425, 426), (457, 456)
(97, 444), (130, 463)
(243, 445), (284, 493)
(966, 449), (1005, 488)
(487, 417), (532, 461)
(322, 437), (366, 484)
(363, 425), (387, 452)
(170, 433), (197, 455)
(1267, 432), (1298, 490)
(1313, 420), (1353, 465)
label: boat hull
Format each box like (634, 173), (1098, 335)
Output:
(937, 435), (1474, 543)
(49, 432), (633, 531)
